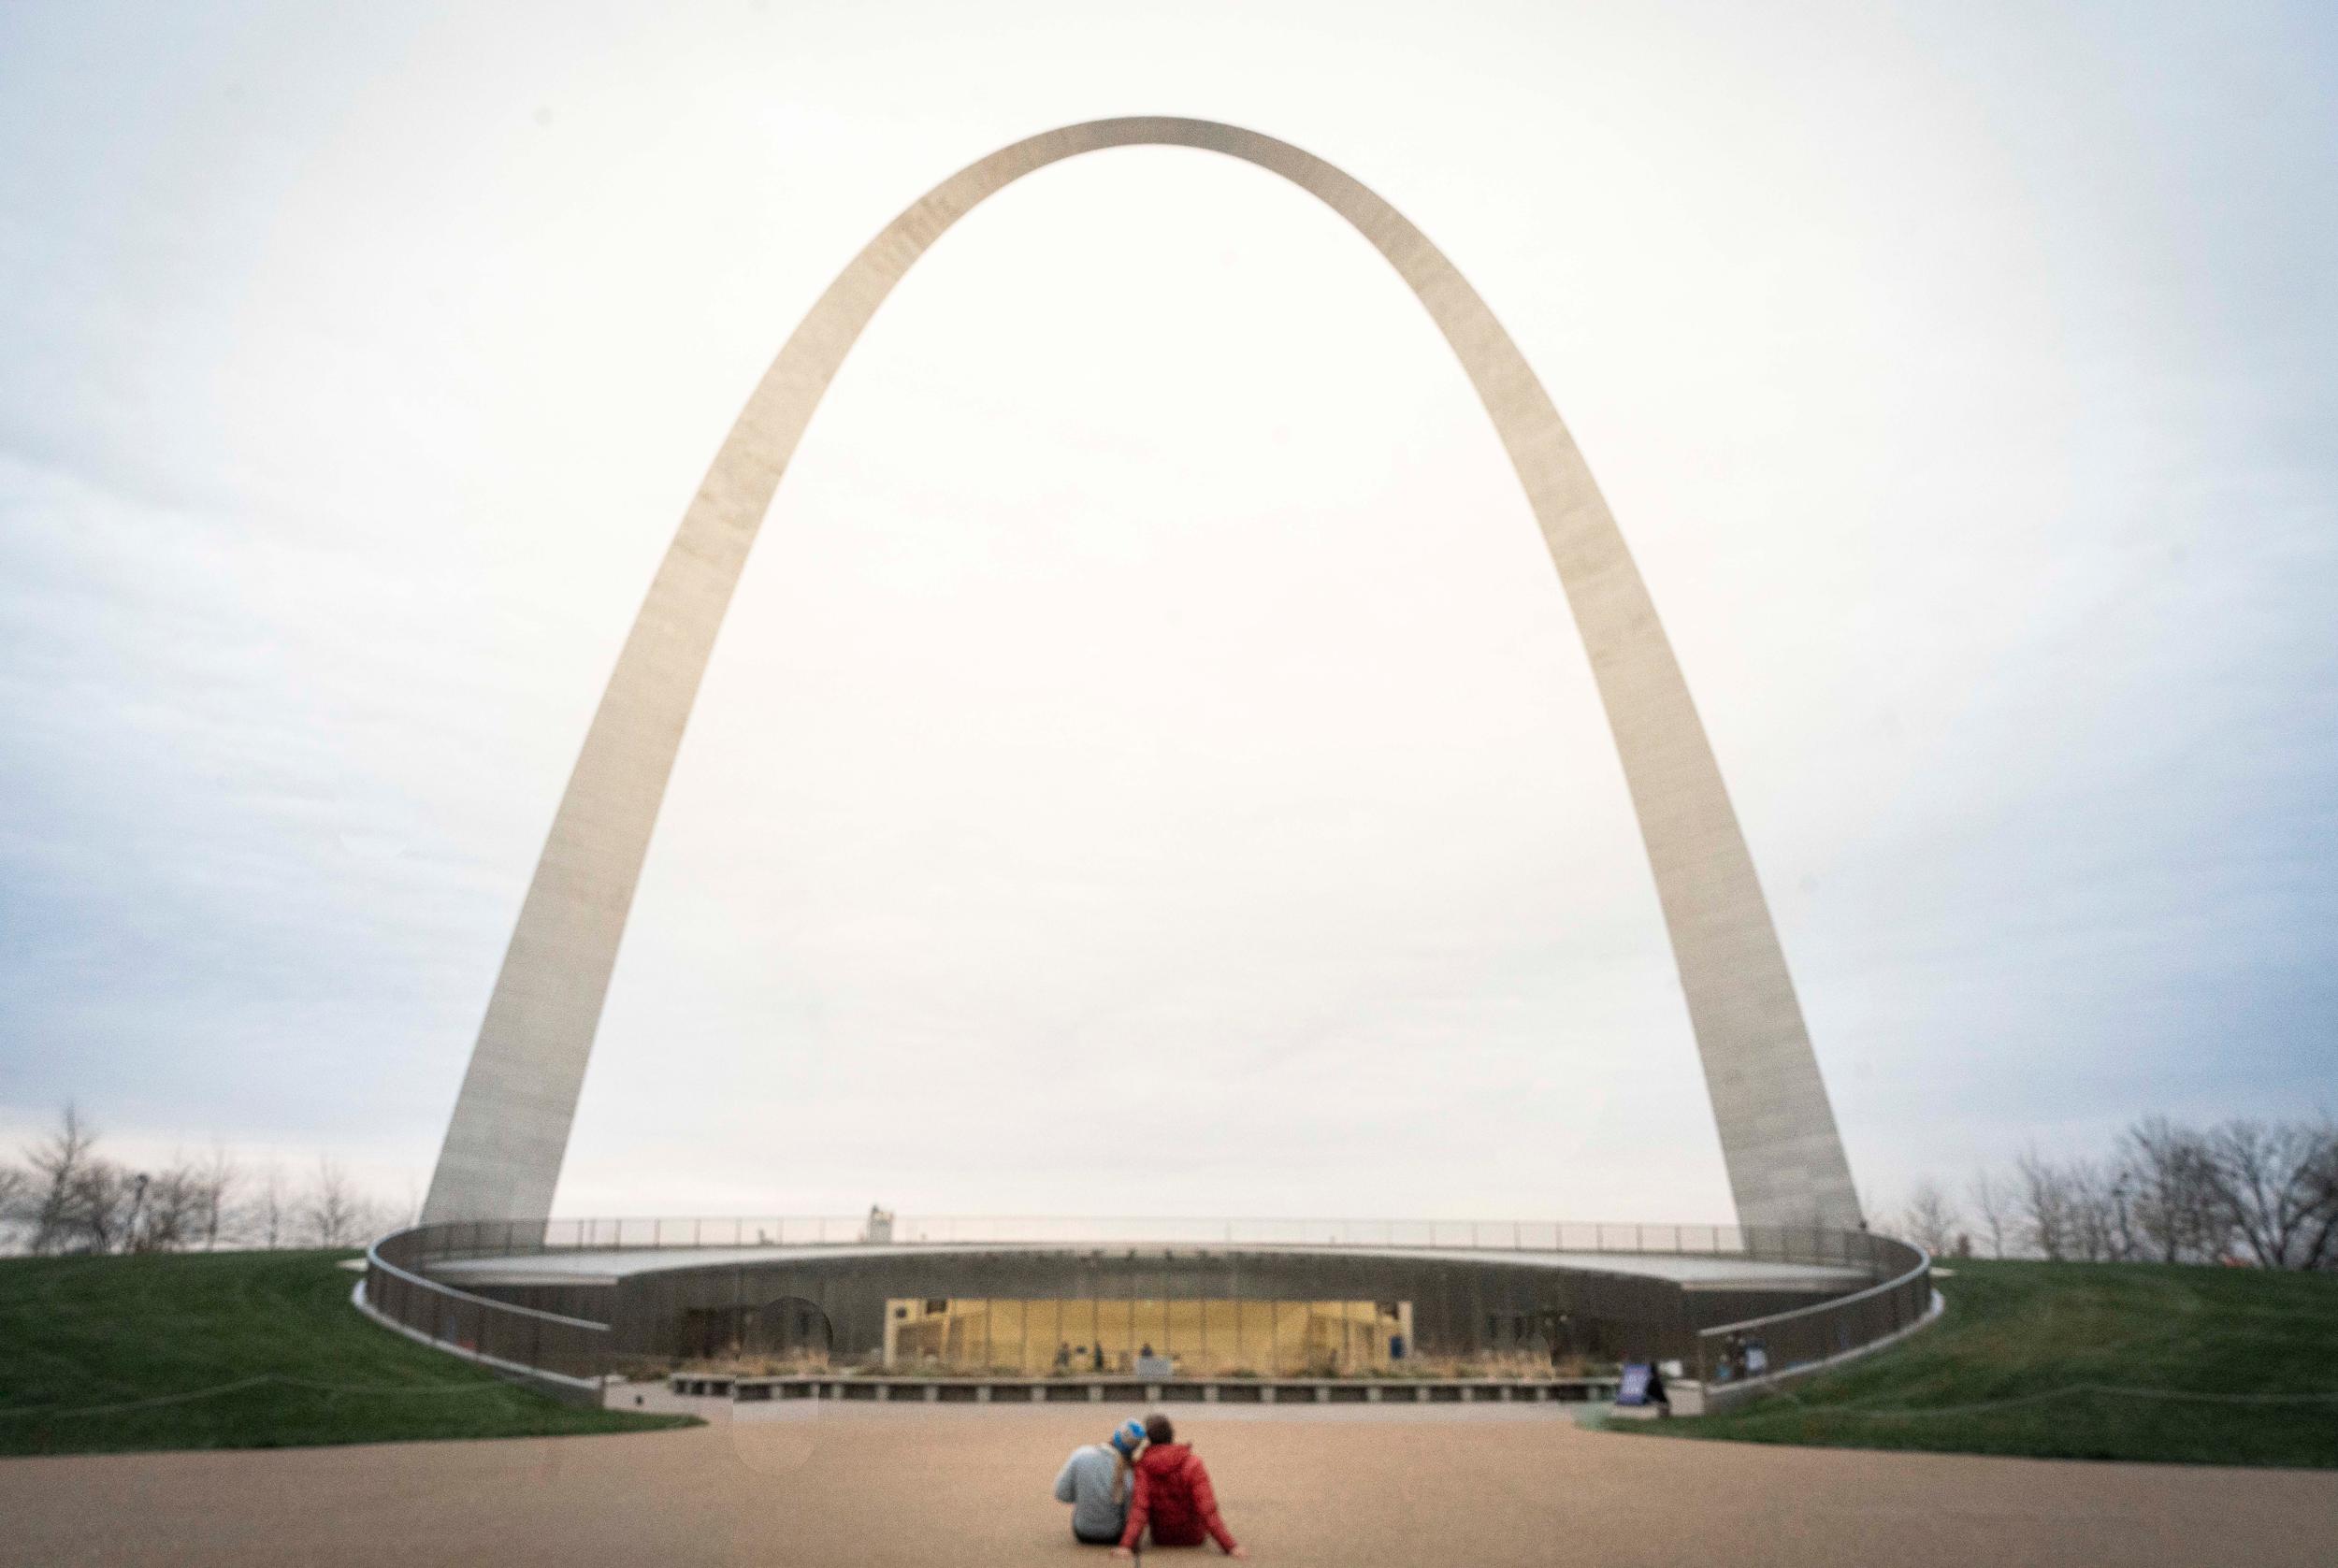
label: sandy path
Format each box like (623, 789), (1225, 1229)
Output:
(3, 1401), (2332, 1567)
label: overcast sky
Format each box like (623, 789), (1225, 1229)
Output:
(1, 1), (2331, 1225)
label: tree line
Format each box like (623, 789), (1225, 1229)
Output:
(1888, 1114), (2338, 1269)
(0, 1107), (411, 1256)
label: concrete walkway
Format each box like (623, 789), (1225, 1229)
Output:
(2, 1403), (2331, 1568)
(428, 1240), (1868, 1290)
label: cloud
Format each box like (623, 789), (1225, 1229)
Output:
(1, 0), (2332, 1223)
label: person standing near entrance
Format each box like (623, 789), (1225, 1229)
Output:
(1055, 1418), (1147, 1546)
(1113, 1414), (1246, 1559)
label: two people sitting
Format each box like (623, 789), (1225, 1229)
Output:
(1053, 1413), (1247, 1558)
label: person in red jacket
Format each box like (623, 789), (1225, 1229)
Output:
(1112, 1414), (1248, 1559)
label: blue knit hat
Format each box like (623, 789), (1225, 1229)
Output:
(1109, 1417), (1146, 1455)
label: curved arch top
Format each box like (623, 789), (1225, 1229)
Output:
(421, 118), (1862, 1231)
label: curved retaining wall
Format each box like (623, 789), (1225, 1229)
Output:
(360, 1219), (1927, 1388)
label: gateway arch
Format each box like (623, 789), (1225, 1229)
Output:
(421, 117), (1863, 1231)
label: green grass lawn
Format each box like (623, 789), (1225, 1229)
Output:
(1638, 1259), (2338, 1467)
(0, 1250), (696, 1457)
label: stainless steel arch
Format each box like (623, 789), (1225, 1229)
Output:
(421, 117), (1863, 1230)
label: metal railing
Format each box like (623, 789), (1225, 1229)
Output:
(1694, 1233), (1931, 1386)
(360, 1216), (1923, 1388)
(396, 1214), (1898, 1261)
(360, 1223), (612, 1385)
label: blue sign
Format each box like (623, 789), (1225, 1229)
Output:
(1616, 1360), (1654, 1406)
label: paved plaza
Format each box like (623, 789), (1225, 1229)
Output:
(3, 1400), (2332, 1568)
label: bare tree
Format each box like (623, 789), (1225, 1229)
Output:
(1967, 1168), (2013, 1259)
(128, 1159), (207, 1254)
(1897, 1178), (1961, 1257)
(191, 1143), (239, 1252)
(61, 1158), (135, 1255)
(2303, 1128), (2338, 1273)
(24, 1106), (136, 1255)
(2121, 1117), (2225, 1263)
(2014, 1145), (2076, 1261)
(2065, 1158), (2126, 1262)
(0, 1161), (29, 1254)
(25, 1105), (96, 1253)
(302, 1157), (366, 1248)
(253, 1161), (289, 1249)
(2209, 1117), (2338, 1270)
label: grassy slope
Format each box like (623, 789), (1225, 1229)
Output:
(1641, 1259), (2338, 1467)
(0, 1250), (696, 1457)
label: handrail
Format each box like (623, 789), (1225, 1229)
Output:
(1693, 1235), (1931, 1386)
(473, 1214), (1845, 1233)
(362, 1241), (612, 1331)
(1701, 1244), (1930, 1337)
(358, 1227), (620, 1385)
(394, 1215), (1895, 1260)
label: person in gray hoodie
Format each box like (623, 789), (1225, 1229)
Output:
(1054, 1417), (1146, 1545)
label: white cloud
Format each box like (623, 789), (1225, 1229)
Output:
(2, 0), (2332, 1222)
